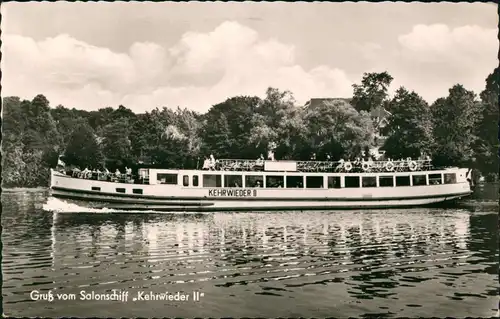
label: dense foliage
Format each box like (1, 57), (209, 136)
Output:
(2, 69), (498, 187)
(382, 87), (433, 159)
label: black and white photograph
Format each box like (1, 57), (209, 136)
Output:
(1, 1), (498, 317)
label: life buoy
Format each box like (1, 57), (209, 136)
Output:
(344, 162), (353, 172)
(385, 161), (395, 172)
(362, 162), (371, 171)
(408, 161), (418, 171)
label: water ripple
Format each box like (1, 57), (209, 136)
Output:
(2, 189), (498, 318)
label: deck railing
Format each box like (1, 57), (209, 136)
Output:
(68, 171), (139, 183)
(62, 158), (434, 183)
(210, 158), (433, 173)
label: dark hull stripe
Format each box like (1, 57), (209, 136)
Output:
(51, 191), (213, 206)
(51, 186), (472, 203)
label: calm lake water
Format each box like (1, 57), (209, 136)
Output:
(2, 186), (498, 317)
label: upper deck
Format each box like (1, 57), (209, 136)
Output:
(206, 158), (432, 173)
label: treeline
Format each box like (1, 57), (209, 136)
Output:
(2, 69), (498, 188)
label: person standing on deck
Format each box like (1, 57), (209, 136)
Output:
(209, 154), (216, 170)
(202, 156), (210, 170)
(267, 150), (275, 161)
(115, 169), (121, 181)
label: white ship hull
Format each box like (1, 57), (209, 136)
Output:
(49, 168), (473, 212)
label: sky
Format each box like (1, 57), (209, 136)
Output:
(1, 2), (498, 113)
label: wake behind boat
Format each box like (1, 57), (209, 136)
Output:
(49, 156), (474, 212)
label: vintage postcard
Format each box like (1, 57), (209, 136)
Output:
(1, 2), (498, 318)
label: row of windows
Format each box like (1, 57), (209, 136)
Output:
(91, 186), (143, 194)
(89, 173), (457, 193)
(157, 172), (457, 188)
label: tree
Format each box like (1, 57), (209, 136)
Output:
(247, 113), (279, 156)
(383, 87), (433, 159)
(129, 112), (162, 161)
(64, 123), (104, 169)
(303, 99), (375, 160)
(170, 107), (203, 158)
(247, 88), (304, 159)
(2, 97), (26, 149)
(150, 129), (191, 168)
(475, 68), (499, 180)
(272, 105), (308, 159)
(101, 120), (133, 168)
(27, 94), (62, 150)
(351, 72), (394, 112)
(1, 143), (27, 187)
(201, 95), (262, 158)
(2, 95), (65, 187)
(431, 85), (481, 167)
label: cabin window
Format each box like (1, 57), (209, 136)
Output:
(266, 176), (284, 188)
(157, 173), (178, 185)
(246, 175), (264, 188)
(362, 176), (377, 188)
(379, 176), (394, 187)
(183, 175), (189, 187)
(328, 176), (341, 189)
(286, 176), (303, 188)
(224, 175), (243, 188)
(133, 189), (143, 194)
(192, 175), (199, 187)
(116, 188), (126, 193)
(412, 175), (427, 186)
(91, 186), (101, 191)
(444, 173), (457, 184)
(396, 176), (411, 187)
(306, 176), (323, 188)
(429, 174), (442, 185)
(203, 174), (222, 187)
(345, 176), (360, 188)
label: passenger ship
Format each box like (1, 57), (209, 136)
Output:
(49, 158), (473, 212)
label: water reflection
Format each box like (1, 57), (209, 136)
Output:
(2, 190), (498, 318)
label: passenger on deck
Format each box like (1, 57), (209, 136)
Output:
(115, 169), (121, 177)
(202, 157), (210, 170)
(209, 154), (216, 170)
(93, 168), (100, 179)
(267, 150), (275, 161)
(82, 167), (90, 179)
(335, 159), (345, 171)
(256, 154), (264, 166)
(72, 167), (81, 177)
(354, 157), (361, 166)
